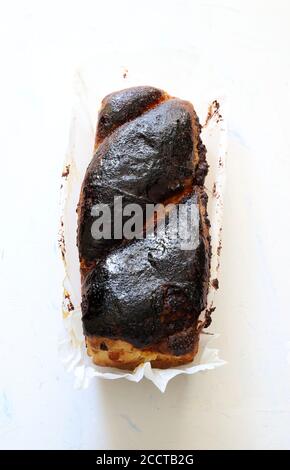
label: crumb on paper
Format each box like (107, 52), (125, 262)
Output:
(122, 68), (128, 79)
(62, 164), (70, 179)
(58, 220), (66, 261)
(211, 278), (219, 290)
(217, 239), (222, 256)
(203, 100), (223, 127)
(63, 288), (74, 316)
(217, 227), (223, 257)
(203, 304), (216, 328)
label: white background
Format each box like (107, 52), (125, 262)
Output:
(0, 0), (290, 450)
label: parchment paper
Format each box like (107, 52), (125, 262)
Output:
(59, 54), (227, 392)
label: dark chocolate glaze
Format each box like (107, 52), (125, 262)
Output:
(77, 86), (210, 356)
(96, 86), (167, 144)
(78, 97), (200, 261)
(81, 196), (209, 353)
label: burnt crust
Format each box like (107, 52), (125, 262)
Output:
(96, 86), (168, 145)
(77, 86), (210, 367)
(77, 97), (201, 261)
(81, 194), (208, 354)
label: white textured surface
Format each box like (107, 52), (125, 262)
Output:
(0, 0), (290, 450)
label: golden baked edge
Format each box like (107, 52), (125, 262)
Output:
(86, 334), (199, 370)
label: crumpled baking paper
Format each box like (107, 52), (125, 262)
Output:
(59, 56), (227, 392)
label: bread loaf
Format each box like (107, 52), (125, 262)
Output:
(77, 86), (211, 369)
